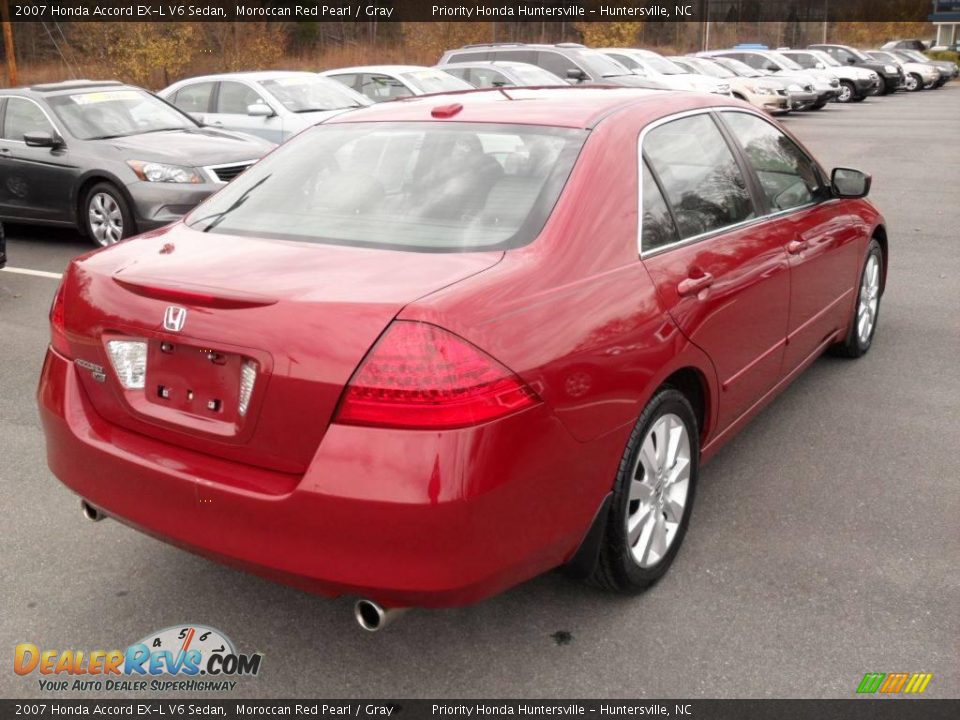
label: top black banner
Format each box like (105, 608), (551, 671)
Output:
(2, 0), (945, 23)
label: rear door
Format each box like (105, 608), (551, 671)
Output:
(717, 110), (862, 372)
(0, 96), (74, 223)
(639, 111), (791, 432)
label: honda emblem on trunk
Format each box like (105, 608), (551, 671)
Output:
(163, 306), (187, 332)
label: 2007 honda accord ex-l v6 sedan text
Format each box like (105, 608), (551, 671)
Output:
(38, 87), (887, 631)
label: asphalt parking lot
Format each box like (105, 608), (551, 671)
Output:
(2, 85), (958, 700)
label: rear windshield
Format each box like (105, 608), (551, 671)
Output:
(186, 122), (587, 252)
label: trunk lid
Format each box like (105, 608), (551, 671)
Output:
(62, 224), (502, 476)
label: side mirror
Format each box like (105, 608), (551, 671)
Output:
(247, 103), (274, 117)
(832, 167), (871, 198)
(815, 62), (826, 69)
(23, 130), (59, 148)
(189, 112), (206, 125)
(566, 67), (588, 83)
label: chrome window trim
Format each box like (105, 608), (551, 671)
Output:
(0, 94), (63, 144)
(637, 105), (823, 259)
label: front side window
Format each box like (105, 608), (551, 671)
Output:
(186, 122), (587, 253)
(216, 82), (266, 114)
(48, 89), (194, 140)
(3, 98), (53, 140)
(467, 67), (511, 88)
(640, 161), (679, 253)
(787, 52), (817, 69)
(643, 113), (754, 240)
(721, 112), (820, 212)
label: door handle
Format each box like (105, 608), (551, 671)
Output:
(786, 240), (808, 255)
(0, 147), (10, 154)
(677, 273), (714, 297)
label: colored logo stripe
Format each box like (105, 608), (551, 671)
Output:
(857, 672), (932, 694)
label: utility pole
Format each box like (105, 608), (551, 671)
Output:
(0, 1), (16, 87)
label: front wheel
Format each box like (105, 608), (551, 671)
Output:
(837, 81), (856, 103)
(905, 73), (922, 92)
(876, 76), (888, 95)
(588, 388), (699, 593)
(831, 239), (883, 358)
(84, 183), (134, 247)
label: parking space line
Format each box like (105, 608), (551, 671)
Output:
(1, 267), (63, 280)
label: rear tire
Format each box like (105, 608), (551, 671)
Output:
(830, 239), (883, 359)
(588, 388), (699, 593)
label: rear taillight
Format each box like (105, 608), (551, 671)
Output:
(49, 281), (70, 356)
(334, 321), (539, 430)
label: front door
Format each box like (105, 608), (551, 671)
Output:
(639, 111), (791, 432)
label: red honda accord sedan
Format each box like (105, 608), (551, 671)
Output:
(39, 88), (886, 629)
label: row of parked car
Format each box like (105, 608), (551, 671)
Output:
(0, 41), (955, 248)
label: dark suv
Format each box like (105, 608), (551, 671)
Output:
(808, 44), (904, 94)
(438, 43), (666, 90)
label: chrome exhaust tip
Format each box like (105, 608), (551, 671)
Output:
(354, 599), (407, 632)
(80, 499), (105, 522)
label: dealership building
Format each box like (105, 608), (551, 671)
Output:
(932, 0), (960, 48)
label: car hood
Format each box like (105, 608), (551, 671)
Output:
(603, 75), (669, 90)
(96, 128), (273, 166)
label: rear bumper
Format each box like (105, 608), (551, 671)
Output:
(126, 181), (221, 232)
(38, 348), (619, 608)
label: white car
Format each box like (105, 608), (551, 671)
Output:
(159, 71), (371, 144)
(320, 65), (473, 102)
(866, 50), (940, 91)
(669, 56), (790, 113)
(779, 49), (880, 102)
(596, 48), (731, 95)
(701, 49), (839, 108)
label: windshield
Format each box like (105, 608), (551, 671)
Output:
(896, 50), (927, 63)
(846, 47), (872, 62)
(810, 50), (841, 67)
(578, 50), (633, 78)
(769, 52), (804, 71)
(685, 58), (734, 78)
(48, 89), (194, 140)
(261, 76), (367, 112)
(639, 54), (686, 75)
(510, 64), (565, 85)
(713, 57), (762, 77)
(400, 70), (473, 94)
(186, 122), (587, 252)
(868, 51), (897, 63)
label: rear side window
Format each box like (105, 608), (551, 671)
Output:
(171, 82), (214, 113)
(3, 97), (52, 140)
(490, 50), (537, 65)
(640, 161), (679, 253)
(449, 51), (488, 63)
(643, 113), (754, 239)
(186, 122), (587, 253)
(721, 112), (820, 212)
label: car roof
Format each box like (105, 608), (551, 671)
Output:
(171, 71), (321, 83)
(324, 86), (735, 130)
(25, 80), (128, 94)
(323, 65), (432, 74)
(438, 60), (540, 71)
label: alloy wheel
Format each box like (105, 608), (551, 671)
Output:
(626, 413), (691, 568)
(88, 192), (124, 246)
(857, 254), (880, 345)
(905, 74), (920, 91)
(838, 84), (853, 102)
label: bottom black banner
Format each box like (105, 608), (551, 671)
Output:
(2, 700), (959, 720)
